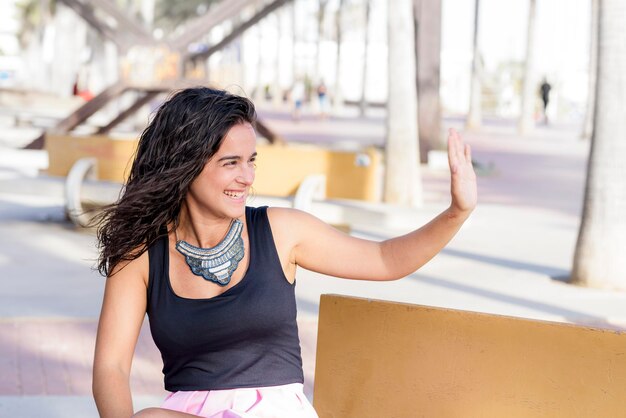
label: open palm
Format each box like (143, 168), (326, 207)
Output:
(447, 128), (477, 214)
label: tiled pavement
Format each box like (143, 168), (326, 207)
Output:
(0, 319), (319, 398)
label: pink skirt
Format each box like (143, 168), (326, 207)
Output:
(160, 383), (319, 418)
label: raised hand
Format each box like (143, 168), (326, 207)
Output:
(447, 128), (477, 215)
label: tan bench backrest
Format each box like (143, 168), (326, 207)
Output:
(253, 144), (380, 201)
(46, 135), (137, 182)
(313, 294), (626, 418)
(45, 135), (380, 201)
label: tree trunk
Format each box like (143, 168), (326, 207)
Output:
(359, 0), (371, 117)
(140, 0), (155, 28)
(333, 0), (345, 113)
(466, 0), (482, 130)
(518, 0), (537, 135)
(581, 0), (599, 140)
(254, 21), (264, 102)
(315, 0), (329, 82)
(384, 0), (422, 206)
(51, 3), (88, 97)
(414, 0), (443, 162)
(571, 0), (626, 289)
(291, 0), (298, 84)
(273, 11), (283, 107)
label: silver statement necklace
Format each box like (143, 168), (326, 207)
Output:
(174, 219), (245, 286)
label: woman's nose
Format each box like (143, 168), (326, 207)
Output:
(237, 165), (255, 185)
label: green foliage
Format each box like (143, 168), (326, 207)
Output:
(154, 0), (220, 33)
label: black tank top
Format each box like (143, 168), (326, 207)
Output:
(147, 206), (304, 391)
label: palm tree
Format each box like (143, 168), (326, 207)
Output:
(466, 0), (482, 130)
(333, 0), (345, 113)
(358, 0), (371, 117)
(315, 0), (329, 81)
(384, 0), (422, 206)
(414, 0), (443, 161)
(571, 0), (626, 289)
(518, 0), (537, 135)
(581, 0), (599, 140)
(273, 10), (285, 107)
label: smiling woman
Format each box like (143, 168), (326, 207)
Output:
(91, 87), (477, 418)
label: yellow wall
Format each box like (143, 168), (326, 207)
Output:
(45, 135), (380, 201)
(314, 295), (626, 418)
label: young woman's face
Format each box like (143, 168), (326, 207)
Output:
(186, 122), (257, 220)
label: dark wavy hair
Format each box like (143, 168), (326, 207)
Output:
(95, 87), (256, 277)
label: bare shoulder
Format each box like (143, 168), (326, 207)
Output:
(265, 207), (322, 266)
(266, 206), (318, 233)
(265, 207), (320, 250)
(265, 206), (339, 244)
(108, 248), (150, 288)
(266, 206), (305, 223)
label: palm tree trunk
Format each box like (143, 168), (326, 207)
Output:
(581, 0), (599, 139)
(384, 0), (422, 207)
(254, 21), (264, 102)
(466, 0), (482, 130)
(315, 0), (329, 82)
(518, 0), (537, 135)
(140, 0), (155, 28)
(415, 0), (443, 161)
(51, 3), (88, 97)
(571, 0), (626, 289)
(291, 0), (298, 84)
(359, 0), (371, 117)
(273, 11), (284, 107)
(333, 0), (345, 113)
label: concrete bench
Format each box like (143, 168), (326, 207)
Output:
(313, 294), (626, 418)
(44, 134), (381, 226)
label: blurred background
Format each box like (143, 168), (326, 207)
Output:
(0, 0), (592, 133)
(2, 0), (625, 417)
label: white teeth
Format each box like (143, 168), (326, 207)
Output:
(224, 191), (244, 198)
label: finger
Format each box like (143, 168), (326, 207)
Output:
(458, 132), (468, 161)
(448, 129), (459, 173)
(464, 143), (472, 163)
(458, 141), (466, 164)
(450, 128), (461, 145)
(450, 128), (466, 161)
(448, 128), (462, 157)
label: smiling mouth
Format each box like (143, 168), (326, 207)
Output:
(224, 190), (245, 199)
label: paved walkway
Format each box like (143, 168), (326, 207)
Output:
(1, 104), (625, 417)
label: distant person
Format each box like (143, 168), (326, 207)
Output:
(72, 75), (94, 101)
(540, 78), (552, 124)
(291, 79), (305, 121)
(91, 87), (477, 417)
(316, 80), (328, 118)
(72, 76), (80, 96)
(264, 84), (272, 101)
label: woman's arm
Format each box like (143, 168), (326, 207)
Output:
(270, 129), (477, 281)
(93, 253), (149, 418)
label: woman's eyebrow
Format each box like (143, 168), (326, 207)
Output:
(217, 155), (240, 162)
(217, 152), (257, 162)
